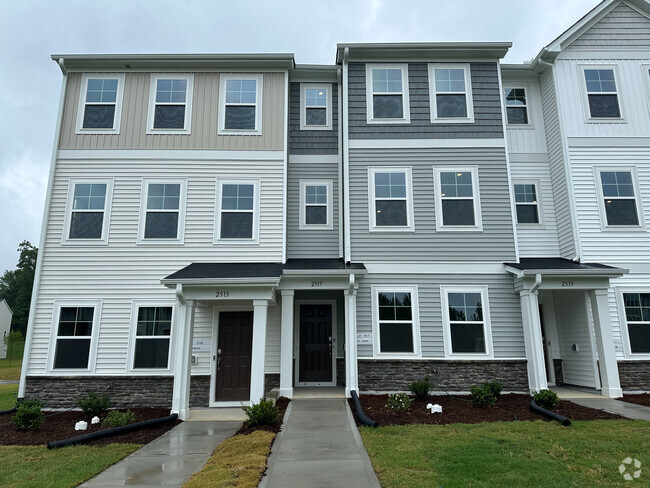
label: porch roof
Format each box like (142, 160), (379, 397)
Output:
(505, 257), (626, 277)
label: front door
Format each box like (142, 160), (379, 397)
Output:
(215, 311), (253, 402)
(299, 304), (333, 384)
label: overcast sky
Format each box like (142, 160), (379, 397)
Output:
(0, 0), (602, 273)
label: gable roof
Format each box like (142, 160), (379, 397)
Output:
(0, 299), (12, 315)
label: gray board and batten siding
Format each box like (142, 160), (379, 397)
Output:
(348, 147), (517, 262)
(289, 82), (339, 155)
(347, 62), (504, 139)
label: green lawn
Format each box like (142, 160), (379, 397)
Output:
(0, 383), (18, 409)
(0, 341), (25, 380)
(1, 444), (140, 488)
(360, 420), (650, 488)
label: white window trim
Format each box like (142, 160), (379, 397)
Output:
(137, 178), (187, 245)
(62, 178), (114, 245)
(365, 64), (411, 124)
(214, 178), (261, 244)
(503, 85), (533, 128)
(299, 179), (333, 230)
(440, 285), (494, 359)
(593, 167), (645, 231)
(299, 83), (332, 131)
(218, 74), (263, 135)
(641, 64), (650, 116)
(578, 64), (625, 123)
(75, 73), (125, 134)
(367, 167), (415, 232)
(428, 63), (474, 123)
(146, 74), (194, 135)
(616, 288), (650, 360)
(512, 178), (545, 228)
(433, 166), (483, 232)
(126, 301), (176, 375)
(47, 300), (102, 374)
(371, 285), (421, 358)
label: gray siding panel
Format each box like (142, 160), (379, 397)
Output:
(348, 62), (504, 139)
(289, 82), (339, 155)
(349, 147), (517, 262)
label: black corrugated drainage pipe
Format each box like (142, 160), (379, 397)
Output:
(0, 407), (17, 415)
(47, 413), (178, 449)
(351, 390), (378, 427)
(530, 399), (571, 426)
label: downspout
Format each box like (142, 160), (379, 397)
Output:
(282, 68), (289, 263)
(342, 48), (352, 263)
(19, 58), (68, 398)
(175, 283), (185, 306)
(531, 273), (542, 294)
(337, 68), (344, 258)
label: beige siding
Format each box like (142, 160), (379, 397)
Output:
(60, 72), (286, 151)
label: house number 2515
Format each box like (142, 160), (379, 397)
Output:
(215, 291), (230, 298)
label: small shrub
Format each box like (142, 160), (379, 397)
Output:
(77, 392), (110, 420)
(534, 389), (560, 409)
(470, 385), (497, 408)
(242, 398), (279, 426)
(102, 409), (137, 428)
(11, 399), (45, 430)
(409, 377), (431, 401)
(385, 393), (412, 412)
(484, 380), (503, 399)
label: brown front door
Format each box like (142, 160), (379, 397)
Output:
(215, 311), (253, 402)
(299, 304), (333, 383)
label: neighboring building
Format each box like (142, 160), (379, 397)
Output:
(0, 300), (13, 359)
(19, 0), (650, 419)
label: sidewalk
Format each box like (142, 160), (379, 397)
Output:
(554, 387), (650, 421)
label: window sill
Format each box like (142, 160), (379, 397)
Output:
(218, 129), (262, 136)
(213, 239), (260, 245)
(585, 117), (627, 124)
(146, 128), (191, 135)
(445, 354), (494, 360)
(136, 239), (185, 245)
(75, 128), (119, 135)
(299, 125), (333, 131)
(299, 224), (334, 231)
(366, 118), (410, 125)
(125, 369), (174, 376)
(600, 225), (646, 232)
(61, 239), (110, 246)
(369, 227), (415, 233)
(431, 118), (475, 124)
(435, 226), (483, 232)
(506, 124), (535, 130)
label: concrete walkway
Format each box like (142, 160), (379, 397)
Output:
(260, 397), (380, 488)
(553, 387), (650, 421)
(80, 420), (241, 487)
(0, 380), (19, 385)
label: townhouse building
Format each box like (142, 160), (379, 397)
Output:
(19, 0), (650, 419)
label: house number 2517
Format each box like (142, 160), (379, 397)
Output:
(310, 281), (323, 287)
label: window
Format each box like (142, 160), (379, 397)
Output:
(504, 87), (529, 125)
(441, 286), (493, 357)
(64, 179), (113, 243)
(50, 303), (100, 371)
(622, 293), (650, 355)
(513, 181), (541, 225)
(428, 64), (474, 122)
(139, 180), (186, 243)
(582, 67), (621, 119)
(216, 180), (259, 242)
(147, 74), (193, 133)
(133, 306), (173, 369)
(300, 84), (332, 130)
(596, 169), (641, 227)
(76, 73), (125, 133)
(368, 167), (414, 231)
(365, 64), (410, 123)
(218, 74), (263, 134)
(300, 180), (333, 229)
(372, 286), (420, 356)
(434, 167), (482, 231)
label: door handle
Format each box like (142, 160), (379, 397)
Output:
(329, 336), (333, 355)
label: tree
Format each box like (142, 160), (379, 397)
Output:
(0, 241), (38, 336)
(3, 330), (23, 356)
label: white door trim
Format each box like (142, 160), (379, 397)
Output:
(294, 299), (337, 387)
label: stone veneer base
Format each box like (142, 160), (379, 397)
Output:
(618, 361), (650, 391)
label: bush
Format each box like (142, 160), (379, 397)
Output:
(534, 389), (560, 409)
(102, 410), (137, 428)
(77, 392), (110, 420)
(11, 399), (45, 430)
(409, 377), (431, 401)
(470, 385), (497, 408)
(385, 393), (412, 412)
(242, 398), (279, 426)
(484, 380), (503, 399)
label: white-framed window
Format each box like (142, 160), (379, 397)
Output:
(215, 179), (260, 243)
(428, 63), (474, 123)
(138, 179), (187, 244)
(371, 286), (421, 357)
(218, 74), (263, 134)
(365, 64), (410, 123)
(62, 179), (113, 244)
(504, 87), (529, 125)
(49, 301), (101, 372)
(146, 74), (193, 134)
(594, 168), (644, 229)
(513, 179), (543, 225)
(300, 83), (332, 130)
(128, 303), (174, 372)
(441, 286), (493, 358)
(75, 73), (125, 134)
(299, 180), (333, 230)
(368, 167), (414, 231)
(619, 291), (650, 357)
(433, 166), (482, 231)
(580, 66), (622, 120)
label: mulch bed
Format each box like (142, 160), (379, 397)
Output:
(349, 394), (624, 427)
(236, 397), (290, 435)
(0, 407), (181, 447)
(621, 393), (650, 408)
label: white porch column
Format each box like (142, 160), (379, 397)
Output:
(588, 289), (623, 398)
(250, 299), (269, 403)
(171, 299), (195, 420)
(279, 290), (294, 398)
(519, 289), (548, 393)
(344, 288), (359, 396)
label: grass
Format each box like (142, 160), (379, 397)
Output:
(0, 444), (140, 488)
(0, 341), (25, 380)
(182, 430), (275, 488)
(0, 383), (18, 409)
(360, 420), (650, 488)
